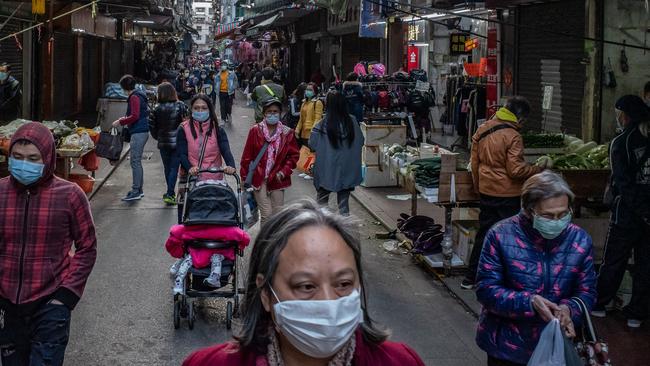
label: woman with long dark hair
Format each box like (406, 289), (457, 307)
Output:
(176, 94), (236, 223)
(309, 91), (364, 215)
(286, 82), (307, 130)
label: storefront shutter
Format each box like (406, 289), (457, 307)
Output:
(342, 34), (380, 75)
(53, 32), (75, 119)
(106, 39), (122, 83)
(516, 0), (585, 135)
(82, 36), (101, 112)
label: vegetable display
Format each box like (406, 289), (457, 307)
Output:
(535, 137), (609, 170)
(407, 157), (441, 188)
(522, 133), (566, 148)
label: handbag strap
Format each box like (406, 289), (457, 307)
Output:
(571, 297), (598, 342)
(245, 140), (270, 187)
(262, 84), (276, 98)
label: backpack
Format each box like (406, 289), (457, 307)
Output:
(353, 63), (367, 76)
(410, 69), (428, 82)
(371, 63), (386, 76)
(378, 91), (390, 109)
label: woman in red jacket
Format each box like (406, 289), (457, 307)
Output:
(182, 200), (425, 366)
(240, 98), (299, 224)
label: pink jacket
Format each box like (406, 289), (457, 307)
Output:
(165, 225), (250, 268)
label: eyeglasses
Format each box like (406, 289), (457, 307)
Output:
(533, 209), (572, 221)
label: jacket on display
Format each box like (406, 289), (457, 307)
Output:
(165, 224), (250, 268)
(476, 213), (597, 365)
(470, 118), (541, 197)
(0, 76), (21, 121)
(295, 98), (324, 140)
(343, 81), (364, 122)
(0, 123), (97, 314)
(150, 101), (188, 150)
(240, 123), (299, 191)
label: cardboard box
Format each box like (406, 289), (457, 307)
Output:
(438, 171), (480, 203)
(452, 220), (480, 265)
(361, 164), (397, 188)
(362, 145), (381, 166)
(361, 123), (407, 145)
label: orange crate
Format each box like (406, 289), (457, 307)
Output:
(68, 173), (95, 193)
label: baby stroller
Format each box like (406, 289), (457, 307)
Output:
(173, 166), (245, 330)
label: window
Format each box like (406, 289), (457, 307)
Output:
(208, 26), (213, 32)
(196, 25), (203, 31)
(209, 8), (214, 14)
(195, 7), (205, 13)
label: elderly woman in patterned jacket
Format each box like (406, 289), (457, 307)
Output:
(475, 171), (597, 366)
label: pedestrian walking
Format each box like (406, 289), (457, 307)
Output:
(0, 122), (97, 366)
(217, 62), (238, 124)
(309, 91), (364, 216)
(176, 94), (237, 223)
(294, 83), (323, 146)
(286, 82), (307, 130)
(113, 74), (150, 201)
(0, 62), (22, 122)
(476, 171), (596, 366)
(462, 96), (543, 289)
(240, 99), (299, 224)
(343, 72), (364, 123)
(593, 95), (650, 328)
(182, 200), (426, 366)
(149, 81), (189, 205)
(251, 68), (286, 123)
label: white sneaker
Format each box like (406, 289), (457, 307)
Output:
(169, 258), (183, 277)
(203, 275), (221, 288)
(304, 175), (313, 180)
(591, 310), (607, 318)
(173, 278), (184, 295)
(298, 173), (307, 178)
(627, 319), (643, 328)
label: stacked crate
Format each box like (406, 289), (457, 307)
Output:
(360, 122), (407, 187)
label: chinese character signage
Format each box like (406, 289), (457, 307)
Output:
(359, 0), (387, 38)
(450, 33), (471, 55)
(407, 46), (419, 71)
(465, 38), (479, 52)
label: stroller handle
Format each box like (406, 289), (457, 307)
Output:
(197, 167), (241, 185)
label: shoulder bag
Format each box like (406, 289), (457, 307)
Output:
(95, 128), (124, 161)
(242, 139), (269, 229)
(571, 297), (612, 366)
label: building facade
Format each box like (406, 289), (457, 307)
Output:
(192, 1), (215, 51)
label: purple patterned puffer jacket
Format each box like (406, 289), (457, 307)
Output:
(475, 213), (597, 364)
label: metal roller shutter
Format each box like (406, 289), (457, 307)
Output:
(106, 39), (122, 83)
(82, 36), (101, 112)
(53, 32), (75, 119)
(0, 20), (23, 85)
(342, 34), (380, 75)
(516, 0), (585, 135)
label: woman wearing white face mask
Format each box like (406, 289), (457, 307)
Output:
(475, 171), (597, 366)
(240, 99), (299, 224)
(183, 200), (425, 366)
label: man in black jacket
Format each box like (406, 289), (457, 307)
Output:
(0, 62), (22, 122)
(593, 95), (650, 328)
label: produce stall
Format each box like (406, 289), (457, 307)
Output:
(0, 119), (99, 193)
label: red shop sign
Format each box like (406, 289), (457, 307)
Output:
(407, 45), (419, 72)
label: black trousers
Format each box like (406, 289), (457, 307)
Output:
(466, 195), (521, 282)
(596, 217), (650, 319)
(219, 92), (233, 120)
(317, 188), (352, 216)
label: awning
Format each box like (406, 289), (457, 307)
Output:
(180, 22), (199, 35)
(245, 6), (317, 36)
(215, 21), (240, 40)
(246, 14), (280, 33)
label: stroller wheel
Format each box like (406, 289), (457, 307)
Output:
(226, 301), (233, 330)
(173, 299), (181, 329)
(188, 302), (196, 330)
(180, 296), (188, 318)
(233, 295), (240, 318)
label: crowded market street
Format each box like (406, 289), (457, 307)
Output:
(63, 95), (484, 366)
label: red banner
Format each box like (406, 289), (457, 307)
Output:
(486, 27), (498, 116)
(407, 46), (419, 72)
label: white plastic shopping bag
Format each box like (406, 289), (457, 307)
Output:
(527, 319), (566, 366)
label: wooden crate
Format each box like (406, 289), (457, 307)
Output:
(558, 169), (609, 200)
(361, 123), (407, 145)
(438, 171), (480, 203)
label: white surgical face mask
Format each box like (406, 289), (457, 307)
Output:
(271, 287), (363, 359)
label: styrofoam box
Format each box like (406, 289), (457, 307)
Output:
(452, 220), (479, 265)
(361, 164), (397, 188)
(362, 145), (381, 166)
(361, 123), (407, 145)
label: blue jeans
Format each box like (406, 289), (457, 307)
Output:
(0, 301), (71, 366)
(129, 132), (149, 193)
(159, 147), (180, 196)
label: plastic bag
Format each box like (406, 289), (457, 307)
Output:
(527, 319), (565, 366)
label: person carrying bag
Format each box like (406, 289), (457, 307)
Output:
(95, 127), (123, 161)
(242, 141), (268, 229)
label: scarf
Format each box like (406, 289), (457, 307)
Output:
(495, 107), (518, 123)
(266, 328), (356, 366)
(261, 121), (283, 179)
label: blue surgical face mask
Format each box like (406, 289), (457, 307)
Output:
(265, 113), (280, 125)
(192, 110), (210, 122)
(305, 90), (314, 99)
(533, 212), (572, 239)
(9, 157), (44, 186)
(0, 72), (7, 81)
(200, 74), (207, 79)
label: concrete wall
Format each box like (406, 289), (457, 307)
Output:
(600, 0), (650, 141)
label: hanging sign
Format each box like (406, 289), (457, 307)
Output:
(450, 33), (471, 55)
(542, 85), (554, 110)
(486, 27), (498, 116)
(407, 46), (419, 72)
